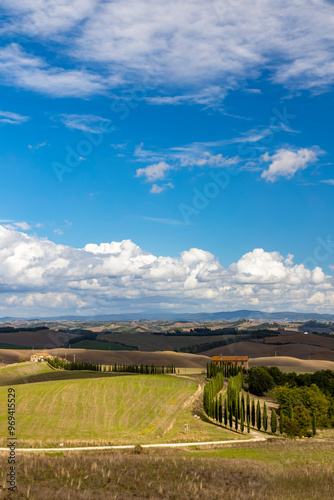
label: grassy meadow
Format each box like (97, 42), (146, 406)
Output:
(0, 362), (130, 387)
(0, 441), (333, 499)
(0, 363), (246, 447)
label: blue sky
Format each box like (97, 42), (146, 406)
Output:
(0, 0), (334, 316)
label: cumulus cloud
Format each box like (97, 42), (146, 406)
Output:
(261, 148), (319, 182)
(0, 225), (333, 315)
(136, 162), (174, 182)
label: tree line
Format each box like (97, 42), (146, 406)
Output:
(203, 365), (280, 434)
(48, 356), (176, 374)
(178, 329), (279, 354)
(247, 365), (334, 437)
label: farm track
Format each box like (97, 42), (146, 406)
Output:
(0, 436), (267, 453)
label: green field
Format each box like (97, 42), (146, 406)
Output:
(0, 362), (124, 387)
(0, 363), (247, 447)
(72, 340), (136, 350)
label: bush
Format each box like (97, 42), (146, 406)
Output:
(247, 366), (275, 396)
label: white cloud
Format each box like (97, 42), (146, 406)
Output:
(53, 228), (64, 235)
(136, 162), (174, 182)
(3, 221), (31, 231)
(0, 0), (96, 37)
(0, 224), (333, 315)
(0, 110), (29, 125)
(0, 44), (107, 97)
(28, 140), (47, 150)
(150, 183), (174, 194)
(180, 152), (239, 168)
(1, 2), (334, 99)
(58, 114), (113, 133)
(261, 148), (319, 182)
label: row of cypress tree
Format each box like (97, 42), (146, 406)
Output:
(204, 363), (282, 434)
(48, 357), (176, 374)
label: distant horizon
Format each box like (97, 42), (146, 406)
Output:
(1, 308), (334, 322)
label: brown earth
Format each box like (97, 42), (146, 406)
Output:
(0, 329), (78, 348)
(97, 332), (237, 351)
(0, 348), (210, 368)
(203, 331), (334, 361)
(250, 356), (334, 373)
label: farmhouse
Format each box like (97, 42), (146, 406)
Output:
(212, 355), (249, 371)
(30, 353), (53, 362)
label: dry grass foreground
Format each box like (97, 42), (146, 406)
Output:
(0, 441), (333, 499)
(249, 356), (334, 373)
(0, 348), (210, 367)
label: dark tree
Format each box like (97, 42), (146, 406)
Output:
(271, 409), (277, 434)
(251, 399), (256, 427)
(257, 400), (262, 431)
(247, 367), (274, 396)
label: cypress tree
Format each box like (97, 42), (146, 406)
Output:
(263, 402), (268, 432)
(251, 399), (255, 427)
(271, 409), (277, 434)
(312, 413), (316, 436)
(219, 394), (223, 424)
(246, 392), (250, 421)
(247, 414), (250, 433)
(256, 400), (261, 431)
(224, 401), (228, 426)
(229, 405), (233, 428)
(279, 411), (284, 435)
(240, 405), (244, 433)
(232, 397), (236, 417)
(215, 397), (219, 421)
(241, 393), (245, 422)
(237, 396), (240, 420)
(235, 413), (238, 431)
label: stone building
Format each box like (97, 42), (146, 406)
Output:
(30, 353), (53, 362)
(211, 355), (249, 370)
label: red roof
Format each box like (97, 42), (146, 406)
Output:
(212, 356), (248, 361)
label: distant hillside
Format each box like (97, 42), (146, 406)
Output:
(2, 309), (334, 322)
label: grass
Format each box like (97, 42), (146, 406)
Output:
(0, 362), (126, 387)
(72, 340), (136, 350)
(0, 374), (199, 447)
(0, 364), (247, 447)
(0, 441), (333, 499)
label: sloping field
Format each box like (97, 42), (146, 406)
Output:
(263, 331), (334, 348)
(250, 356), (334, 373)
(0, 329), (77, 349)
(0, 362), (125, 387)
(0, 375), (198, 445)
(97, 332), (237, 351)
(72, 340), (136, 350)
(0, 348), (210, 367)
(203, 332), (334, 361)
